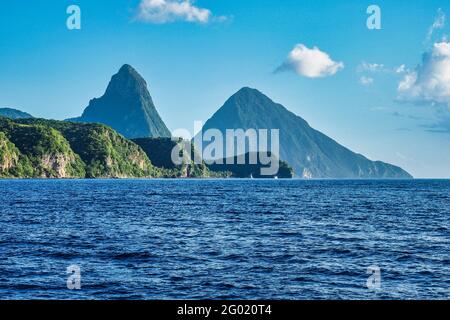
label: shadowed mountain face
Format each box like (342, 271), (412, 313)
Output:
(0, 108), (33, 119)
(200, 87), (413, 179)
(69, 64), (171, 139)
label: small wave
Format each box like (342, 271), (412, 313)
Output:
(111, 252), (156, 260)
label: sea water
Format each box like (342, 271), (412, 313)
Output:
(0, 179), (448, 299)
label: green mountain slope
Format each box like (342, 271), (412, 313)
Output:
(0, 131), (27, 177)
(199, 87), (413, 179)
(0, 118), (85, 178)
(68, 64), (171, 139)
(0, 117), (157, 178)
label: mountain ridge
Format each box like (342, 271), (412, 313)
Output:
(0, 117), (225, 179)
(199, 87), (412, 179)
(0, 117), (155, 178)
(1, 68), (413, 179)
(0, 108), (34, 120)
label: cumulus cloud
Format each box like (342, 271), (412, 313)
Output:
(397, 41), (450, 106)
(275, 44), (344, 78)
(135, 0), (220, 24)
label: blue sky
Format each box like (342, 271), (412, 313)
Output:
(1, 0), (450, 177)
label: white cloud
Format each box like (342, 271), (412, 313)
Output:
(358, 62), (385, 73)
(358, 61), (407, 74)
(427, 8), (446, 41)
(135, 0), (217, 24)
(359, 76), (374, 86)
(275, 44), (344, 78)
(395, 64), (407, 74)
(369, 106), (386, 111)
(356, 61), (405, 85)
(398, 41), (450, 106)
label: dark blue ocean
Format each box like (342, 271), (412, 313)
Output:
(0, 179), (449, 300)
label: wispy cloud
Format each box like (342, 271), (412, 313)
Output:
(275, 44), (344, 78)
(358, 62), (386, 73)
(427, 8), (446, 41)
(359, 76), (374, 86)
(358, 61), (407, 74)
(135, 0), (226, 24)
(395, 127), (413, 132)
(369, 106), (388, 112)
(356, 62), (407, 85)
(422, 107), (450, 133)
(424, 123), (450, 133)
(390, 111), (424, 121)
(395, 64), (407, 74)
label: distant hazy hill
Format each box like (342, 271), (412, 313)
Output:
(68, 64), (171, 139)
(199, 87), (412, 179)
(0, 108), (33, 119)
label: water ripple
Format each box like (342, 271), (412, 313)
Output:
(0, 179), (449, 299)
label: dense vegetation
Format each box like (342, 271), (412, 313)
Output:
(133, 137), (227, 178)
(0, 117), (155, 178)
(0, 131), (27, 177)
(0, 117), (237, 179)
(133, 138), (292, 178)
(207, 152), (294, 178)
(0, 118), (86, 178)
(17, 118), (160, 178)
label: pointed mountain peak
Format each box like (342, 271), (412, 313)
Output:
(117, 64), (142, 79)
(230, 87), (273, 103)
(75, 65), (171, 139)
(236, 86), (258, 94)
(105, 64), (148, 97)
(201, 88), (412, 179)
(220, 87), (278, 115)
(233, 87), (264, 98)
